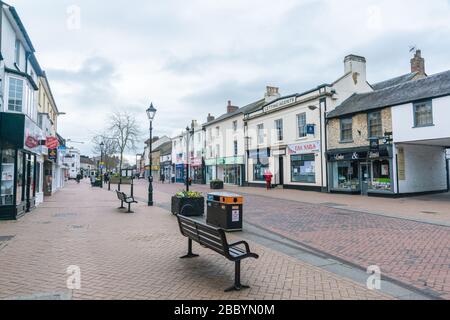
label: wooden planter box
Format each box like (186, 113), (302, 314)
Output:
(210, 181), (224, 190)
(171, 196), (205, 217)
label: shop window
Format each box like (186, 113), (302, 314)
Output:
(254, 159), (269, 181)
(369, 160), (391, 191)
(1, 148), (16, 206)
(340, 118), (353, 142)
(368, 111), (382, 138)
(291, 154), (316, 183)
(414, 100), (433, 127)
(8, 78), (24, 112)
(332, 161), (359, 190)
(297, 113), (307, 138)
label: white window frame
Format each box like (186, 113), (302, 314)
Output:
(7, 76), (25, 113)
(257, 124), (265, 145)
(297, 113), (307, 138)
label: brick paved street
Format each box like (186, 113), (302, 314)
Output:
(136, 181), (450, 300)
(0, 180), (390, 300)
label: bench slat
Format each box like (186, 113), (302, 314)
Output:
(198, 235), (225, 254)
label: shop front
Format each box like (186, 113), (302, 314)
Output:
(328, 145), (394, 196)
(175, 163), (185, 183)
(205, 156), (245, 186)
(285, 141), (323, 191)
(248, 148), (271, 187)
(190, 157), (205, 184)
(0, 113), (43, 220)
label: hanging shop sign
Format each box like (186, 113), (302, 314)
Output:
(288, 141), (321, 155)
(46, 137), (59, 149)
(24, 116), (44, 153)
(48, 148), (58, 162)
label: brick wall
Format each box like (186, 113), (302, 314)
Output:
(328, 108), (392, 150)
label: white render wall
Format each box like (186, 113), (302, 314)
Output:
(396, 144), (447, 194)
(246, 98), (327, 188)
(392, 96), (450, 143)
(204, 114), (246, 160)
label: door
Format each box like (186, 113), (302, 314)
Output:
(360, 162), (372, 195)
(278, 157), (284, 186)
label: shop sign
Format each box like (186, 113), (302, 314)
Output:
(306, 124), (315, 135)
(24, 117), (44, 153)
(46, 137), (59, 149)
(272, 149), (286, 156)
(288, 141), (321, 155)
(191, 158), (203, 166)
(368, 151), (380, 159)
(48, 148), (58, 162)
(263, 97), (296, 114)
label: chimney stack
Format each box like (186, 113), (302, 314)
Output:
(344, 54), (367, 85)
(411, 50), (426, 75)
(265, 86), (281, 103)
(207, 113), (215, 123)
(227, 100), (239, 114)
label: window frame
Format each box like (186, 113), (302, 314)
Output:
(413, 100), (434, 128)
(275, 119), (283, 141)
(367, 111), (383, 139)
(340, 117), (353, 142)
(257, 124), (264, 145)
(15, 38), (21, 66)
(297, 113), (307, 138)
(7, 77), (25, 113)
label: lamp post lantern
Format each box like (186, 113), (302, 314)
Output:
(147, 103), (157, 206)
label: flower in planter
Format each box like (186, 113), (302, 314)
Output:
(175, 191), (203, 198)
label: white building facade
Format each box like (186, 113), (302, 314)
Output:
(171, 121), (205, 184)
(244, 55), (372, 191)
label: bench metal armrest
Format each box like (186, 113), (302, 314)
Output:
(229, 241), (251, 253)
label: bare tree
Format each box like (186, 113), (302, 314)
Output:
(108, 111), (141, 174)
(91, 133), (119, 171)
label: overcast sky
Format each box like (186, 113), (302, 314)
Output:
(9, 0), (450, 161)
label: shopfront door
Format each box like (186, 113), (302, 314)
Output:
(278, 157), (284, 186)
(360, 162), (372, 195)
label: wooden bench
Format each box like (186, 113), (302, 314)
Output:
(116, 190), (138, 213)
(176, 214), (259, 292)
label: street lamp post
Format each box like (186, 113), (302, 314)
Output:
(146, 103), (157, 206)
(185, 124), (194, 192)
(100, 142), (105, 188)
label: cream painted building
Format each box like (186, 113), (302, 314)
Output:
(244, 55), (373, 191)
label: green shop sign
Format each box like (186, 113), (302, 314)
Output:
(205, 156), (244, 166)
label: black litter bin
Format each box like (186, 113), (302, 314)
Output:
(206, 192), (243, 232)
